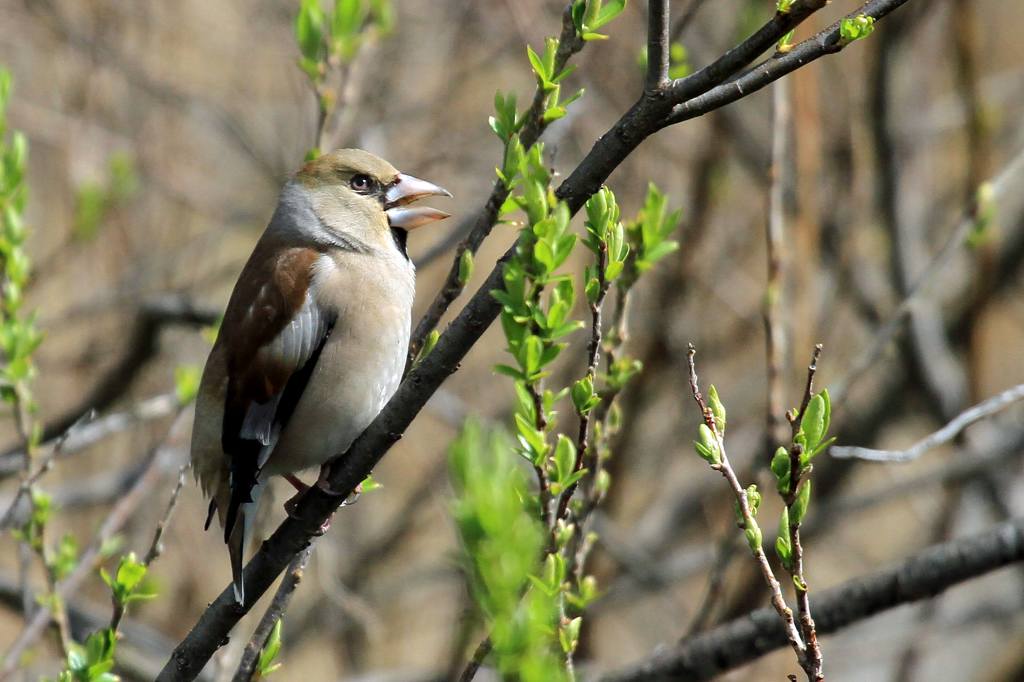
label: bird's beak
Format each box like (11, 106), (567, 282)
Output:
(385, 173), (452, 230)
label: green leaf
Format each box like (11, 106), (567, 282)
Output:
(694, 424), (719, 465)
(771, 447), (791, 495)
(295, 0), (327, 62)
(839, 14), (875, 43)
(707, 384), (727, 435)
(552, 434), (577, 484)
(174, 364), (201, 405)
(360, 474), (382, 493)
(458, 249), (474, 285)
(591, 0), (627, 29)
(527, 45), (551, 86)
(257, 618), (284, 677)
(791, 479), (811, 525)
(744, 523), (762, 552)
(800, 393), (827, 453)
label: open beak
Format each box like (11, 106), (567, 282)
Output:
(385, 173), (452, 230)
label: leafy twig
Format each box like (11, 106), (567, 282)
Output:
(685, 344), (808, 673)
(233, 547), (312, 682)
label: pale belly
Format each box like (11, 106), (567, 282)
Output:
(261, 309), (409, 476)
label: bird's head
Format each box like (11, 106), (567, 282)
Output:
(296, 148), (451, 253)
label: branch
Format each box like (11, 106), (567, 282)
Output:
(646, 0), (670, 91)
(831, 382), (1024, 462)
(666, 0), (828, 104)
(232, 547), (311, 682)
(664, 0), (913, 126)
(685, 345), (808, 673)
(598, 517), (1024, 682)
(159, 3), (918, 678)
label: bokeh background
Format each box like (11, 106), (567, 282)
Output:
(1, 0), (1024, 680)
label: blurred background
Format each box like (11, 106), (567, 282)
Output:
(1, 0), (1024, 680)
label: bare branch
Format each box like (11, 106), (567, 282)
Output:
(598, 516), (1024, 682)
(646, 0), (670, 91)
(832, 382), (1024, 462)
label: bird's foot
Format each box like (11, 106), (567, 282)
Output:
(313, 464), (360, 506)
(283, 484), (333, 536)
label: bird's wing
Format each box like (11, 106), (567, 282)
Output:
(217, 240), (335, 543)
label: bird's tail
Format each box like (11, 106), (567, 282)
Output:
(227, 480), (264, 604)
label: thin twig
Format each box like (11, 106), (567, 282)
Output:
(763, 76), (790, 452)
(0, 412), (90, 529)
(831, 382), (1024, 462)
(108, 464), (188, 633)
(783, 345), (825, 681)
(456, 636), (492, 682)
(232, 547), (312, 682)
(2, 409), (189, 675)
(686, 344), (807, 672)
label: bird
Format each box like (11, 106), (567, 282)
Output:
(189, 148), (451, 603)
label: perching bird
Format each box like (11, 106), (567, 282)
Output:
(190, 149), (450, 603)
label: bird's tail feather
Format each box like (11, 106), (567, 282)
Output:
(228, 481), (264, 604)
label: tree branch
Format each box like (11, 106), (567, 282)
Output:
(831, 382), (1024, 462)
(598, 517), (1024, 682)
(646, 0), (670, 91)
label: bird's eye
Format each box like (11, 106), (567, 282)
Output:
(350, 174), (374, 193)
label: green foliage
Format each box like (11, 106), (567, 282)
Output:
(255, 619), (284, 678)
(489, 91), (521, 144)
(173, 364), (201, 405)
(101, 552), (158, 609)
(56, 629), (118, 682)
(620, 183), (681, 289)
(693, 423), (720, 465)
(52, 533), (80, 581)
(412, 328), (440, 368)
(776, 0), (796, 11)
(791, 479), (812, 525)
(707, 385), (727, 435)
(571, 0), (629, 41)
(0, 68), (41, 410)
(771, 446), (791, 495)
(638, 41), (690, 79)
(967, 181), (996, 248)
(458, 248), (475, 286)
(359, 474), (382, 493)
(775, 506), (792, 569)
(73, 153), (138, 242)
(525, 39), (583, 127)
(839, 14), (875, 43)
(794, 389), (835, 465)
(449, 422), (567, 682)
(12, 487), (52, 551)
(294, 0), (393, 81)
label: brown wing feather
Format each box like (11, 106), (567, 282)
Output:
(215, 238), (325, 540)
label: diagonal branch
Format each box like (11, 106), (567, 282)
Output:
(831, 382), (1024, 462)
(598, 517), (1024, 682)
